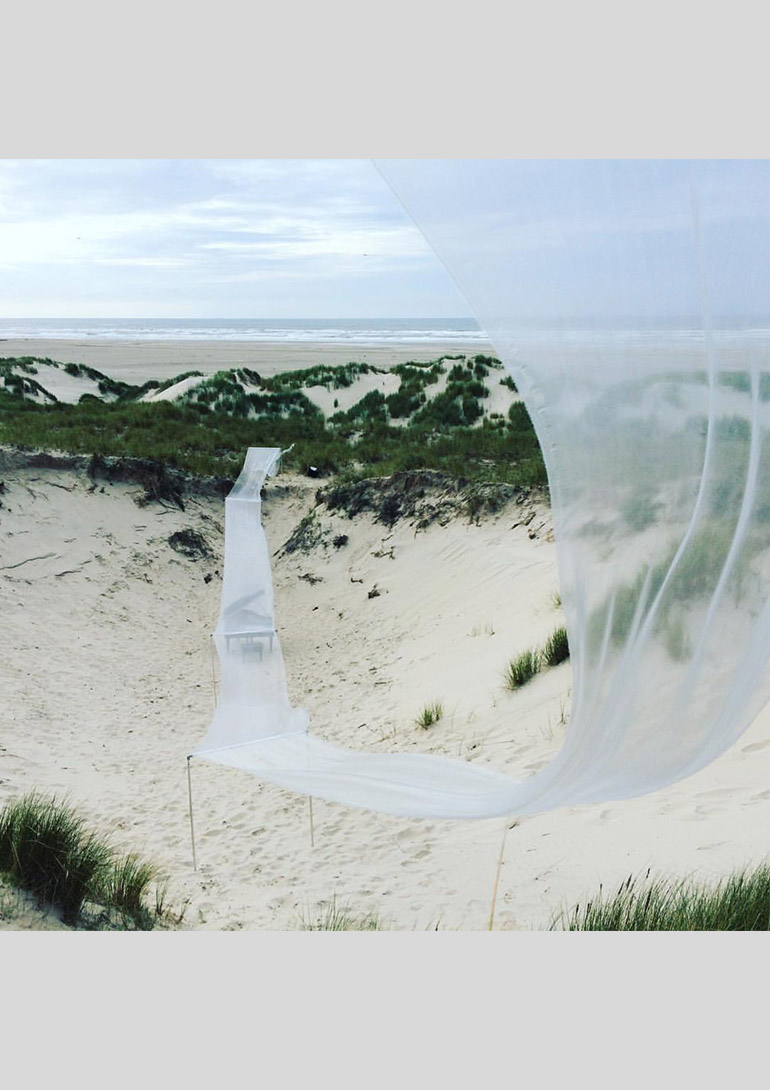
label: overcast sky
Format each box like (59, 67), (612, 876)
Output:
(2, 159), (768, 325)
(0, 159), (470, 319)
(381, 159), (770, 326)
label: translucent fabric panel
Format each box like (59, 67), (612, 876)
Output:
(376, 159), (770, 806)
(193, 448), (308, 758)
(193, 161), (770, 819)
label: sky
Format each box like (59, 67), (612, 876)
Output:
(0, 159), (470, 319)
(1, 159), (768, 325)
(381, 159), (770, 326)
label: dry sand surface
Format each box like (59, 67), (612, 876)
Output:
(0, 338), (491, 386)
(3, 451), (770, 931)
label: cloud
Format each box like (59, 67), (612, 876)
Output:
(0, 159), (469, 317)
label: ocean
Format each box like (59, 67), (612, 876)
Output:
(0, 317), (486, 345)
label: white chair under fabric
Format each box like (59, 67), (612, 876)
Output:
(222, 592), (275, 655)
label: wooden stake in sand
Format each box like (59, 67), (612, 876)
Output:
(209, 642), (218, 711)
(488, 821), (518, 930)
(187, 755), (198, 872)
(308, 795), (315, 848)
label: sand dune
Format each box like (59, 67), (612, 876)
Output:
(3, 449), (770, 930)
(0, 338), (489, 387)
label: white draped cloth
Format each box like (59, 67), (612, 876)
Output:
(193, 161), (770, 819)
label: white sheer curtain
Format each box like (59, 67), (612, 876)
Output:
(193, 161), (770, 819)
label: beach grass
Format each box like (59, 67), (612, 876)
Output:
(0, 792), (114, 924)
(504, 649), (541, 690)
(299, 897), (382, 931)
(415, 701), (444, 729)
(553, 865), (770, 930)
(0, 792), (170, 929)
(542, 626), (570, 667)
(102, 852), (164, 928)
(505, 625), (571, 691)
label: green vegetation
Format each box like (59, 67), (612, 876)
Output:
(541, 626), (569, 667)
(263, 361), (380, 392)
(280, 510), (326, 555)
(407, 361), (490, 429)
(149, 369), (205, 395)
(0, 354), (546, 489)
(1, 356), (58, 401)
(415, 701), (444, 729)
(58, 360), (135, 399)
(621, 488), (661, 532)
(1, 356), (138, 402)
(504, 649), (540, 690)
(505, 626), (571, 690)
(553, 864), (770, 930)
(299, 897), (382, 930)
(0, 792), (171, 929)
(587, 520), (762, 663)
(320, 471), (522, 532)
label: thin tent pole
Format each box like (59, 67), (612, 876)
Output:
(187, 755), (198, 872)
(209, 641), (218, 711)
(306, 734), (315, 847)
(488, 821), (517, 930)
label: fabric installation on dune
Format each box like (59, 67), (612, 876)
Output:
(192, 159), (770, 819)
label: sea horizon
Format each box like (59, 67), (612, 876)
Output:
(0, 316), (486, 345)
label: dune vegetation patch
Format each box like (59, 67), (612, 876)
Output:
(553, 865), (770, 930)
(298, 897), (383, 930)
(319, 470), (530, 530)
(504, 626), (571, 691)
(0, 354), (545, 493)
(0, 792), (177, 930)
(415, 701), (445, 729)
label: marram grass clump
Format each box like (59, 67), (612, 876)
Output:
(416, 701), (444, 729)
(0, 793), (111, 925)
(504, 626), (571, 691)
(552, 865), (770, 930)
(541, 626), (569, 667)
(504, 649), (540, 690)
(0, 792), (171, 929)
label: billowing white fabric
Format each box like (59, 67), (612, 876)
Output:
(194, 448), (309, 758)
(194, 160), (770, 819)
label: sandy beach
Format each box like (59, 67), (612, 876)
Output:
(0, 338), (492, 387)
(3, 435), (770, 930)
